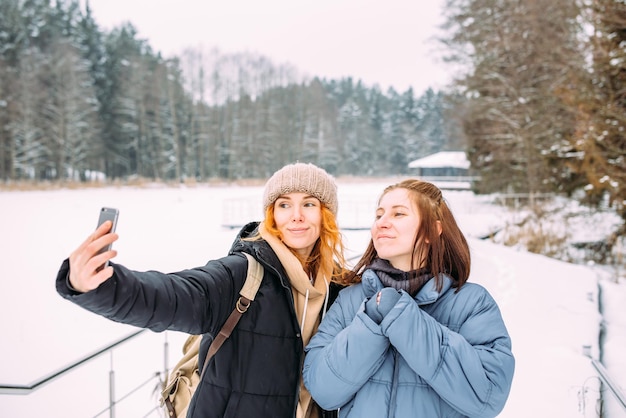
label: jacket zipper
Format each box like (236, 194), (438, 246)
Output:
(265, 261), (303, 418)
(389, 349), (400, 417)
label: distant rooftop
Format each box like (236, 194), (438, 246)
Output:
(408, 151), (470, 169)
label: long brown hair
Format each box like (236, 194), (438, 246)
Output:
(262, 203), (350, 285)
(348, 179), (471, 291)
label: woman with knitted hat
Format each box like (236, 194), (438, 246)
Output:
(303, 179), (515, 417)
(55, 162), (353, 418)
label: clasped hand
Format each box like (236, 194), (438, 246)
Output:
(364, 287), (402, 324)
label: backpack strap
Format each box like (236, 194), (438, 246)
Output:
(198, 253), (264, 381)
(239, 253), (264, 301)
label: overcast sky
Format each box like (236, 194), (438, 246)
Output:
(81, 0), (452, 94)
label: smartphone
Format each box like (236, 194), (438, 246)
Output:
(96, 207), (119, 269)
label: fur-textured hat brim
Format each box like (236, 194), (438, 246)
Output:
(263, 163), (338, 215)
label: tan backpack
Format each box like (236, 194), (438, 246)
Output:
(159, 253), (264, 418)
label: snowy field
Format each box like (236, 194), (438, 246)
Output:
(0, 180), (624, 417)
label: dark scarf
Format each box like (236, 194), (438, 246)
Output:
(367, 258), (431, 297)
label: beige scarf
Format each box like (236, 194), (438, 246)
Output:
(259, 223), (329, 418)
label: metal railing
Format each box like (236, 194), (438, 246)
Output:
(590, 358), (626, 412)
(0, 330), (146, 395)
(0, 329), (166, 418)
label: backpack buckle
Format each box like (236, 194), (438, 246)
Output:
(236, 296), (251, 313)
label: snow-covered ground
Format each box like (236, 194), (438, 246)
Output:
(0, 180), (624, 417)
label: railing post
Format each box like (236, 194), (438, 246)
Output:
(163, 332), (170, 384)
(109, 352), (116, 418)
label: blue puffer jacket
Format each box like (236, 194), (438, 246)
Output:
(303, 269), (515, 418)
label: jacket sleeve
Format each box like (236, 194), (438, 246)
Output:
(303, 288), (390, 410)
(382, 288), (515, 418)
(55, 255), (246, 335)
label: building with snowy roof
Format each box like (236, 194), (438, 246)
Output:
(407, 151), (475, 190)
(408, 151), (470, 177)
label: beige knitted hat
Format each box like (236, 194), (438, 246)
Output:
(263, 163), (338, 215)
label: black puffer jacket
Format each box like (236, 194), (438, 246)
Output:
(56, 222), (341, 418)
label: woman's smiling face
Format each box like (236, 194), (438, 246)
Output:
(273, 192), (322, 258)
(371, 188), (420, 271)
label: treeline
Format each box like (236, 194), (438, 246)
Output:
(442, 0), (625, 225)
(0, 0), (455, 184)
(1, 0), (624, 229)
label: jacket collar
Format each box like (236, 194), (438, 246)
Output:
(229, 221), (291, 288)
(361, 268), (453, 305)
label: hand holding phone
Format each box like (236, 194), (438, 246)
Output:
(68, 207), (120, 292)
(96, 207), (119, 270)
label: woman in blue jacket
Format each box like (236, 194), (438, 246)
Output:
(303, 179), (515, 418)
